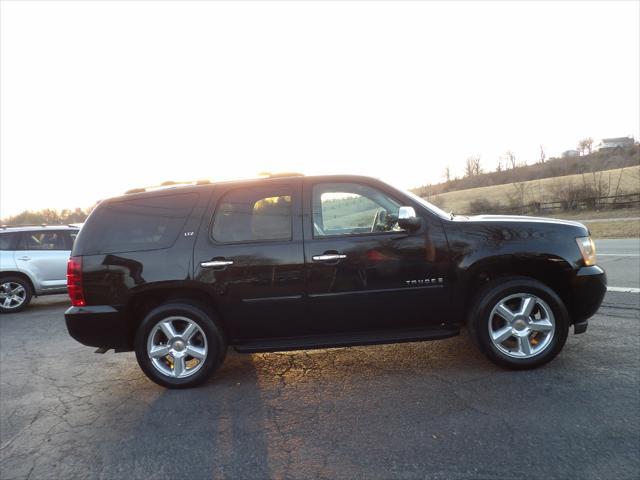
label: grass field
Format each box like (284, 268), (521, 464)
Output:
(584, 220), (640, 239)
(424, 165), (640, 238)
(430, 165), (640, 214)
(542, 207), (640, 221)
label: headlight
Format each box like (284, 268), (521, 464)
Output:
(576, 236), (597, 266)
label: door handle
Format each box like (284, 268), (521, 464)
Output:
(200, 259), (234, 269)
(312, 253), (347, 262)
(18, 256), (31, 261)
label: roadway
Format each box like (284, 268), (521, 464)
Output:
(0, 239), (638, 479)
(596, 238), (640, 291)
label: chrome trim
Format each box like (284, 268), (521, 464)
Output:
(200, 260), (234, 268)
(312, 254), (347, 262)
(398, 206), (417, 220)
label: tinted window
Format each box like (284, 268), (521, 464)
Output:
(312, 183), (401, 237)
(212, 187), (292, 243)
(0, 232), (18, 250)
(78, 193), (198, 255)
(20, 231), (68, 251)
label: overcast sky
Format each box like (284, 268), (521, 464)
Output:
(1, 0), (639, 217)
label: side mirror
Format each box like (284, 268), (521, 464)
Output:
(398, 206), (422, 232)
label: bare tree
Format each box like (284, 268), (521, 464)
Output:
(464, 155), (482, 177)
(539, 145), (546, 163)
(507, 182), (530, 212)
(443, 166), (451, 183)
(577, 137), (594, 156)
(504, 150), (517, 169)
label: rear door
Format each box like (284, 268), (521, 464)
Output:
(194, 179), (306, 341)
(0, 232), (19, 271)
(16, 230), (71, 290)
(303, 179), (451, 335)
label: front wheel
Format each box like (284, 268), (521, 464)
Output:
(468, 277), (569, 370)
(134, 302), (226, 388)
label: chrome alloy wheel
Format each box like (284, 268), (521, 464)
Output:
(488, 293), (555, 359)
(147, 316), (208, 378)
(0, 282), (27, 310)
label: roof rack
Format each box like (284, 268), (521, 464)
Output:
(124, 179), (212, 195)
(124, 173), (304, 194)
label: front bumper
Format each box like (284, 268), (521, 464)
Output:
(565, 265), (607, 333)
(65, 305), (131, 350)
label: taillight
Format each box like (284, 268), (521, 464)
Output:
(67, 256), (85, 306)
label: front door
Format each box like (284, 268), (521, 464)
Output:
(303, 179), (451, 335)
(194, 180), (306, 341)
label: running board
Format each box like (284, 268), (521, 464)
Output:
(233, 327), (460, 353)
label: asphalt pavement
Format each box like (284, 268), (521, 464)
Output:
(0, 240), (638, 480)
(595, 238), (640, 290)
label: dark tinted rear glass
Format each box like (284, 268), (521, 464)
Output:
(75, 193), (198, 255)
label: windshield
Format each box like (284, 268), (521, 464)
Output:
(396, 186), (451, 220)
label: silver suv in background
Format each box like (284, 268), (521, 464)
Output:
(0, 225), (80, 312)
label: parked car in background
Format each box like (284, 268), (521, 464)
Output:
(64, 175), (606, 388)
(0, 225), (80, 312)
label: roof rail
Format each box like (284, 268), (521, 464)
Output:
(1, 223), (78, 229)
(124, 179), (211, 195)
(1, 223), (48, 229)
(260, 172), (304, 178)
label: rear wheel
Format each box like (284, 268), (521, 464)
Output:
(134, 302), (226, 388)
(0, 276), (32, 313)
(468, 277), (569, 369)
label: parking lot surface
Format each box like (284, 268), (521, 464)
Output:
(1, 288), (638, 480)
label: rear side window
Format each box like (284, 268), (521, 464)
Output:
(0, 232), (18, 250)
(211, 187), (292, 243)
(20, 231), (68, 250)
(77, 193), (198, 255)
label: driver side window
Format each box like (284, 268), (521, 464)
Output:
(312, 183), (401, 237)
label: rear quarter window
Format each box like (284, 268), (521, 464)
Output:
(75, 193), (198, 255)
(0, 232), (19, 250)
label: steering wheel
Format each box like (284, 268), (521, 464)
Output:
(371, 208), (387, 232)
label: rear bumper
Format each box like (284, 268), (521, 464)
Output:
(65, 305), (131, 350)
(565, 265), (607, 329)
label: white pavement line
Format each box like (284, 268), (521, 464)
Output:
(598, 254), (640, 257)
(607, 287), (640, 293)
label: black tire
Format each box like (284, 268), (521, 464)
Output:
(467, 276), (569, 370)
(0, 275), (33, 313)
(134, 302), (226, 389)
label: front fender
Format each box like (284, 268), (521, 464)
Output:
(1, 268), (41, 295)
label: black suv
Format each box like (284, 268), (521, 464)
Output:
(65, 175), (606, 388)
